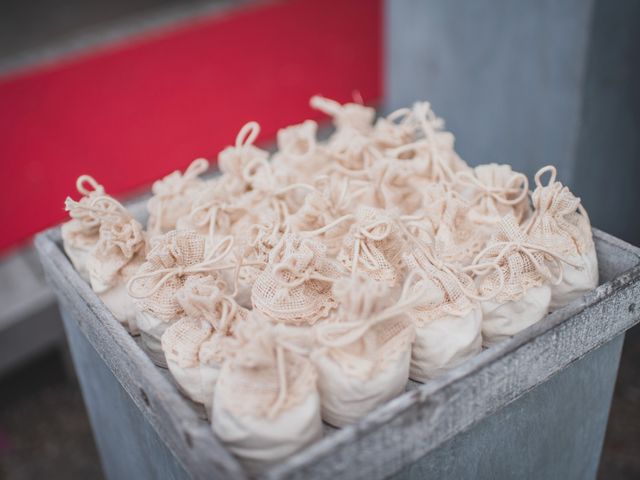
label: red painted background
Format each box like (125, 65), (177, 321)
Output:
(0, 0), (382, 255)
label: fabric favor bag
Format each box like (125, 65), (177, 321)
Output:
(127, 231), (235, 366)
(472, 215), (569, 347)
(525, 166), (599, 310)
(212, 316), (322, 473)
(403, 248), (482, 382)
(62, 175), (109, 280)
(147, 158), (209, 236)
(251, 234), (341, 326)
(336, 206), (405, 286)
(311, 274), (417, 427)
(161, 275), (247, 416)
(456, 163), (530, 236)
(85, 196), (147, 334)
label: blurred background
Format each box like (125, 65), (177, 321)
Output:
(0, 0), (638, 478)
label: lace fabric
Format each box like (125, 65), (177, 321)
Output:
(526, 166), (595, 256)
(403, 248), (478, 323)
(127, 231), (234, 322)
(472, 215), (565, 303)
(251, 234), (341, 325)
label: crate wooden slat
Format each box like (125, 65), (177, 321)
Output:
(35, 221), (640, 479)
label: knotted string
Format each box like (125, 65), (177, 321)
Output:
(470, 237), (580, 290)
(271, 257), (338, 289)
(455, 170), (529, 206)
(315, 271), (425, 350)
(127, 235), (237, 299)
(396, 216), (501, 301)
(526, 165), (592, 253)
(76, 175), (104, 197)
(268, 326), (313, 419)
(65, 194), (130, 224)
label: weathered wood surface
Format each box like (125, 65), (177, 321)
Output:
(61, 307), (191, 479)
(394, 334), (624, 480)
(36, 228), (247, 480)
(35, 223), (640, 480)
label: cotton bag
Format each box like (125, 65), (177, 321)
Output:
(402, 247), (482, 382)
(456, 163), (530, 237)
(525, 166), (598, 310)
(62, 175), (109, 280)
(147, 158), (209, 236)
(161, 275), (247, 416)
(127, 231), (235, 366)
(311, 274), (418, 427)
(289, 175), (356, 256)
(271, 120), (330, 184)
(212, 316), (322, 473)
(85, 197), (147, 334)
(473, 215), (568, 347)
(336, 206), (405, 286)
(251, 234), (341, 326)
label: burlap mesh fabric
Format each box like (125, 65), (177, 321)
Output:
(216, 316), (317, 419)
(162, 273), (248, 368)
(131, 230), (209, 321)
(252, 235), (341, 325)
(89, 215), (146, 287)
(475, 216), (558, 302)
(403, 249), (476, 323)
(337, 206), (405, 284)
(527, 177), (594, 256)
(198, 306), (248, 367)
(162, 317), (213, 369)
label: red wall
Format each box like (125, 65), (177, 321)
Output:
(0, 0), (382, 254)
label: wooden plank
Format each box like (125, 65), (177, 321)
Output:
(62, 307), (191, 480)
(393, 334), (625, 479)
(35, 229), (247, 480)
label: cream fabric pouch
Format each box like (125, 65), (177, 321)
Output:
(162, 275), (246, 416)
(402, 249), (483, 382)
(526, 166), (598, 310)
(472, 216), (567, 347)
(212, 318), (321, 474)
(84, 196), (146, 334)
(62, 175), (109, 280)
(311, 275), (417, 427)
(147, 158), (209, 236)
(252, 234), (340, 326)
(127, 232), (234, 366)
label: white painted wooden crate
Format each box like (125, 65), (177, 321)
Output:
(35, 205), (640, 480)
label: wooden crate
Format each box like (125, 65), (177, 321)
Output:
(35, 216), (640, 480)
